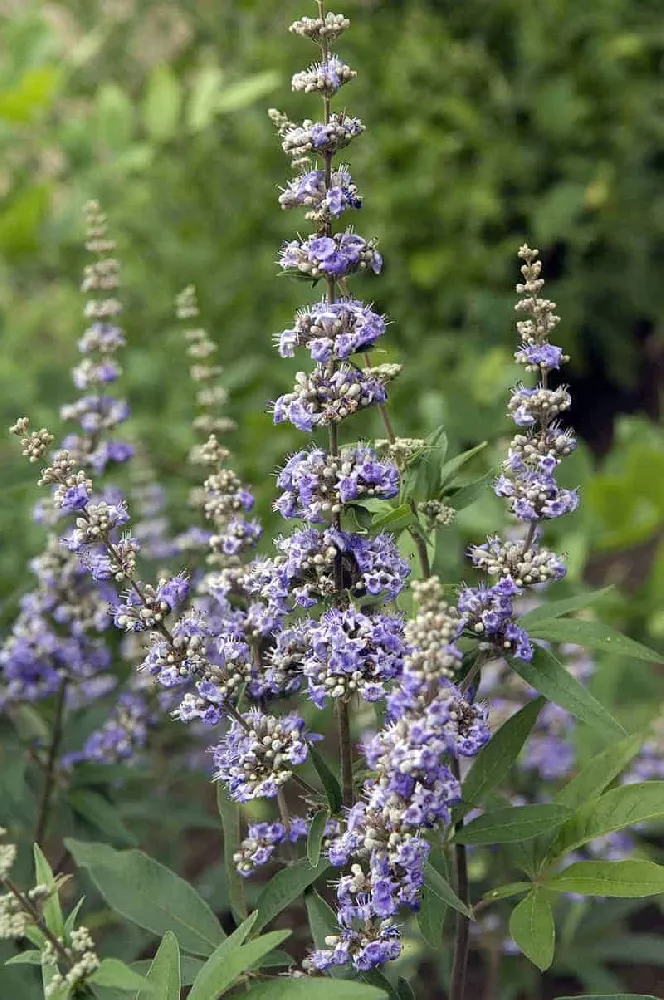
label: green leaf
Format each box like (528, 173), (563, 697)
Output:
(142, 66), (182, 141)
(33, 844), (63, 937)
(423, 860), (473, 919)
(310, 746), (343, 814)
(438, 441), (488, 487)
(216, 783), (247, 923)
(253, 857), (330, 935)
(444, 471), (493, 510)
(188, 930), (290, 1000)
(480, 881), (532, 904)
(305, 889), (337, 949)
(519, 588), (614, 627)
(216, 72), (280, 113)
(187, 65), (224, 131)
(307, 810), (329, 868)
(65, 839), (224, 957)
(401, 426), (448, 502)
(555, 734), (644, 810)
(372, 503), (416, 533)
(548, 782), (664, 859)
(528, 619), (663, 663)
(5, 951), (42, 966)
(462, 697), (545, 808)
(397, 978), (417, 1000)
(136, 932), (180, 1000)
(510, 647), (625, 738)
(544, 860), (664, 897)
(89, 958), (154, 992)
(243, 979), (387, 999)
(556, 995), (658, 999)
(68, 789), (137, 846)
(509, 890), (555, 971)
(96, 82), (134, 148)
(132, 954), (203, 988)
(455, 804), (571, 846)
(417, 870), (448, 949)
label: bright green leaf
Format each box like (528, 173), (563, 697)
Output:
(252, 857), (330, 935)
(455, 804), (571, 846)
(187, 65), (224, 131)
(143, 66), (182, 141)
(5, 951), (42, 965)
(136, 932), (180, 1000)
(372, 504), (416, 533)
(480, 881), (531, 904)
(548, 782), (664, 859)
(33, 844), (63, 937)
(216, 72), (280, 113)
(65, 839), (224, 957)
(544, 860), (664, 897)
(96, 82), (134, 148)
(462, 698), (545, 808)
(555, 734), (644, 810)
(188, 930), (290, 1000)
(438, 441), (488, 487)
(510, 647), (625, 738)
(509, 891), (555, 971)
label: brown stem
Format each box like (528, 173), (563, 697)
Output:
(336, 700), (354, 809)
(34, 678), (68, 848)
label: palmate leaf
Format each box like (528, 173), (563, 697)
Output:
(461, 697), (545, 809)
(455, 803), (571, 846)
(544, 859), (664, 897)
(509, 890), (555, 971)
(548, 781), (664, 860)
(65, 839), (224, 957)
(252, 857), (330, 936)
(510, 647), (625, 739)
(554, 733), (644, 810)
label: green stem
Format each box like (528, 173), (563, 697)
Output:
(34, 678), (68, 848)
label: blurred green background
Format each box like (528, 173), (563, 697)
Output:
(1, 0), (663, 652)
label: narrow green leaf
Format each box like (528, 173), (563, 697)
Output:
(216, 71), (280, 114)
(216, 783), (247, 922)
(89, 958), (154, 992)
(253, 857), (330, 935)
(307, 810), (329, 868)
(310, 746), (343, 814)
(462, 697), (545, 808)
(528, 619), (663, 663)
(305, 889), (337, 950)
(510, 647), (625, 738)
(68, 789), (137, 846)
(362, 969), (400, 999)
(444, 471), (493, 510)
(65, 839), (224, 956)
(188, 930), (290, 1000)
(438, 441), (487, 487)
(509, 890), (555, 971)
(555, 734), (644, 810)
(548, 782), (664, 860)
(397, 978), (417, 1000)
(423, 860), (473, 919)
(142, 66), (182, 141)
(132, 954), (203, 987)
(243, 979), (388, 999)
(519, 587), (614, 627)
(372, 503), (416, 533)
(480, 881), (531, 904)
(544, 860), (664, 897)
(33, 844), (63, 937)
(258, 948), (292, 968)
(136, 932), (180, 1000)
(455, 804), (571, 846)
